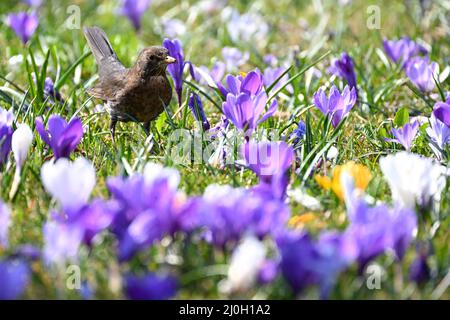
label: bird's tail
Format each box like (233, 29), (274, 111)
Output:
(83, 26), (119, 65)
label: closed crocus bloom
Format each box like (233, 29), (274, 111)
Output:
(227, 236), (267, 292)
(406, 57), (439, 92)
(118, 0), (151, 31)
(188, 93), (210, 131)
(426, 113), (450, 160)
(0, 259), (30, 300)
(6, 11), (39, 44)
(379, 152), (447, 209)
(385, 121), (419, 151)
(12, 124), (33, 170)
(125, 273), (177, 300)
(35, 115), (83, 159)
(433, 99), (450, 127)
(328, 52), (358, 95)
(41, 157), (96, 211)
(0, 108), (14, 170)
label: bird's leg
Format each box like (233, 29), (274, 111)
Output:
(143, 121), (151, 136)
(110, 117), (117, 144)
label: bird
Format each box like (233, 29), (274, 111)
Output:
(83, 26), (176, 142)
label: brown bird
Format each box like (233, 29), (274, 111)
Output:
(83, 26), (176, 142)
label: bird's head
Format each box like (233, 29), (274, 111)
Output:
(135, 46), (176, 76)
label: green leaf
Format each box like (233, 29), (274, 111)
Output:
(394, 107), (409, 127)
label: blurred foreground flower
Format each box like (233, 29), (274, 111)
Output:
(379, 152), (447, 209)
(41, 157), (96, 212)
(6, 12), (39, 44)
(118, 0), (151, 31)
(35, 115), (83, 159)
(315, 161), (371, 200)
(406, 57), (439, 92)
(385, 120), (419, 151)
(0, 259), (30, 300)
(126, 273), (177, 300)
(242, 141), (294, 199)
(313, 85), (357, 128)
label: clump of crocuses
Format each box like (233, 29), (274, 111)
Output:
(385, 120), (419, 151)
(35, 115), (83, 159)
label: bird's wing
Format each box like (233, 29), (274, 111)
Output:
(87, 68), (128, 101)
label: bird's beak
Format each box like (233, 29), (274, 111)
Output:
(164, 56), (176, 64)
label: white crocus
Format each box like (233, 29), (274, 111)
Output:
(9, 124), (33, 199)
(227, 236), (266, 292)
(41, 157), (96, 211)
(379, 152), (447, 209)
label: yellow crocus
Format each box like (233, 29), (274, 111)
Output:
(315, 161), (371, 200)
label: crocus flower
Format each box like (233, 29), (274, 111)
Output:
(118, 0), (151, 31)
(12, 124), (33, 173)
(433, 99), (450, 127)
(406, 57), (439, 92)
(0, 201), (11, 248)
(383, 37), (427, 66)
(161, 18), (186, 38)
(427, 113), (450, 159)
(23, 0), (43, 6)
(289, 121), (306, 145)
(188, 93), (210, 131)
(125, 273), (177, 300)
(277, 231), (356, 298)
(263, 66), (293, 93)
(313, 85), (357, 128)
(226, 236), (267, 292)
(258, 260), (279, 285)
(10, 124), (33, 199)
(199, 184), (289, 248)
(385, 120), (419, 151)
(379, 152), (447, 209)
(43, 77), (63, 104)
(222, 71), (277, 137)
(0, 259), (30, 300)
(107, 163), (197, 261)
(35, 115), (83, 159)
(43, 220), (84, 265)
(41, 157), (96, 212)
(163, 39), (193, 107)
(409, 245), (430, 284)
(6, 12), (39, 44)
(243, 141), (294, 200)
(328, 52), (358, 95)
(315, 161), (372, 200)
(0, 108), (14, 170)
(222, 47), (249, 72)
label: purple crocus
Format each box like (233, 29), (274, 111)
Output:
(427, 113), (450, 160)
(289, 121), (306, 145)
(107, 163), (198, 261)
(0, 259), (30, 300)
(43, 77), (63, 104)
(313, 85), (357, 128)
(163, 39), (194, 107)
(343, 188), (417, 271)
(406, 57), (439, 92)
(23, 0), (42, 6)
(125, 273), (177, 300)
(222, 71), (277, 137)
(0, 108), (14, 169)
(119, 0), (151, 31)
(409, 245), (430, 284)
(277, 231), (356, 298)
(199, 185), (289, 248)
(35, 115), (83, 159)
(263, 66), (293, 93)
(188, 93), (210, 131)
(385, 120), (419, 151)
(222, 47), (249, 72)
(383, 37), (427, 67)
(433, 99), (450, 127)
(43, 220), (84, 265)
(328, 52), (358, 96)
(6, 12), (39, 44)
